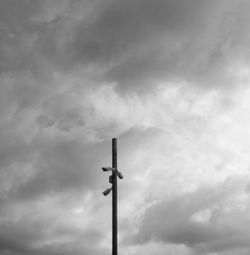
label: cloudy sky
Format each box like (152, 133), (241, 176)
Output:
(1, 0), (250, 254)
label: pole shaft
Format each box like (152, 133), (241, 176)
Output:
(112, 138), (118, 255)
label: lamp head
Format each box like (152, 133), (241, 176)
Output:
(118, 171), (124, 179)
(103, 187), (112, 196)
(102, 167), (114, 172)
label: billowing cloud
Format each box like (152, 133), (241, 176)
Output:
(0, 0), (250, 255)
(134, 178), (250, 252)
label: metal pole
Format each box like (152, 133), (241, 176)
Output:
(112, 138), (118, 255)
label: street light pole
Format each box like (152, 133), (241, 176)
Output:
(102, 138), (123, 255)
(112, 138), (118, 255)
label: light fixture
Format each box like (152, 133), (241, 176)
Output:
(117, 171), (124, 179)
(102, 167), (115, 172)
(103, 187), (112, 196)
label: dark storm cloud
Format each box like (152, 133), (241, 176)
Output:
(73, 0), (204, 61)
(0, 1), (250, 255)
(0, 0), (41, 73)
(71, 0), (212, 88)
(134, 179), (250, 253)
(0, 0), (75, 74)
(69, 0), (250, 89)
(1, 0), (249, 90)
(0, 214), (106, 255)
(0, 220), (44, 254)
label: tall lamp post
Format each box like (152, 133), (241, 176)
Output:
(102, 138), (124, 255)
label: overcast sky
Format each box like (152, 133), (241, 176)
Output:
(1, 0), (250, 254)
